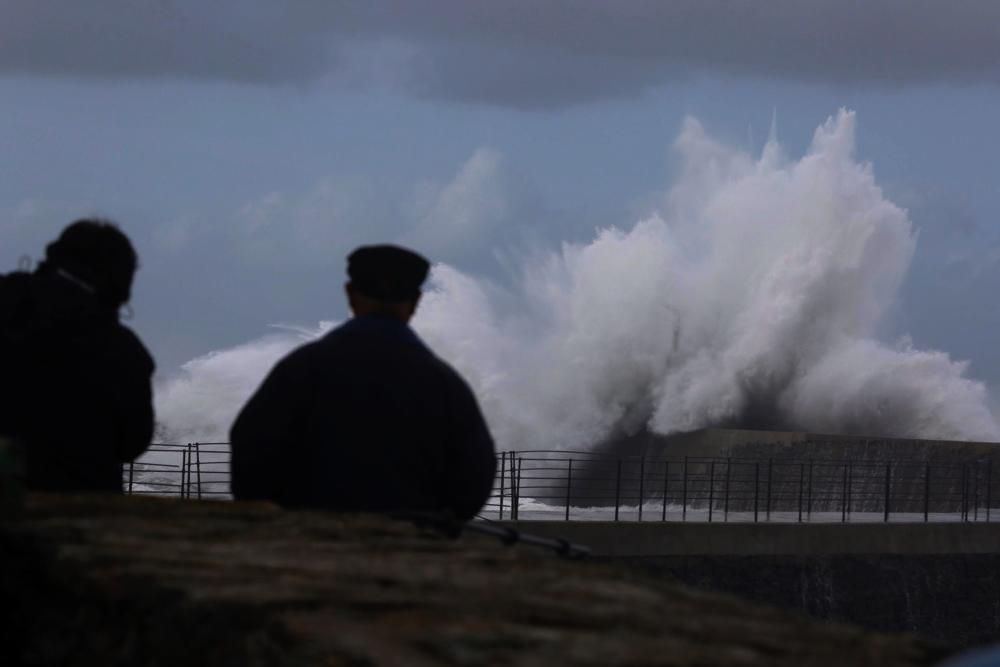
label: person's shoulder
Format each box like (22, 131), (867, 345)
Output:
(284, 337), (324, 363)
(425, 352), (476, 394)
(309, 319), (379, 355)
(110, 323), (156, 374)
(0, 270), (31, 283)
(0, 272), (38, 330)
(264, 337), (326, 380)
(0, 271), (32, 299)
(317, 321), (352, 345)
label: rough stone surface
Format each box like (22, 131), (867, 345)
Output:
(0, 495), (949, 666)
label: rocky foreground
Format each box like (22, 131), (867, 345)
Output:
(0, 495), (949, 666)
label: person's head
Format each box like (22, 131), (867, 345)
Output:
(345, 244), (430, 323)
(40, 219), (138, 311)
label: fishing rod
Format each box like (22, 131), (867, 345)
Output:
(394, 510), (591, 560)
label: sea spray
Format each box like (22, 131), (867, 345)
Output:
(155, 110), (999, 447)
(154, 324), (333, 443)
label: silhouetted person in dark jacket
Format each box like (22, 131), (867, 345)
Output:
(231, 245), (497, 520)
(0, 220), (155, 493)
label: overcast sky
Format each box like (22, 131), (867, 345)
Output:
(3, 1), (1000, 395)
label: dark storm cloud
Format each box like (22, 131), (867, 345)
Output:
(3, 1), (1000, 107)
(0, 1), (335, 83)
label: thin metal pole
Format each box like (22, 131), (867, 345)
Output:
(841, 463), (848, 523)
(516, 457), (523, 521)
(924, 461), (930, 523)
(883, 462), (891, 523)
(196, 443), (203, 500)
(614, 459), (622, 522)
(754, 462), (760, 523)
(509, 452), (518, 520)
(181, 446), (188, 499)
(708, 460), (716, 523)
(723, 457), (731, 522)
(510, 457), (522, 521)
(973, 461), (980, 522)
(846, 461), (853, 518)
(128, 462), (135, 495)
(638, 457), (645, 522)
(498, 452), (506, 520)
(682, 456), (688, 522)
(987, 458), (993, 523)
(797, 462), (804, 523)
(961, 464), (968, 522)
(662, 460), (669, 522)
(806, 460), (813, 519)
(766, 458), (773, 521)
(565, 459), (573, 521)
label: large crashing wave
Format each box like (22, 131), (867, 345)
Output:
(155, 110), (999, 447)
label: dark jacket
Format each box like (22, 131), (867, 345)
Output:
(0, 271), (155, 493)
(230, 315), (497, 520)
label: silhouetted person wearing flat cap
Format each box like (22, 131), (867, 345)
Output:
(230, 245), (497, 520)
(0, 219), (155, 493)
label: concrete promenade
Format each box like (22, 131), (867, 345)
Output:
(499, 520), (1000, 556)
(501, 520), (1000, 645)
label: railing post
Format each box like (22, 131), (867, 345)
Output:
(846, 461), (853, 518)
(883, 462), (891, 523)
(766, 458), (773, 522)
(565, 459), (573, 521)
(924, 461), (930, 523)
(754, 461), (760, 523)
(841, 462), (848, 523)
(515, 457), (522, 521)
(128, 462), (135, 495)
(806, 459), (813, 519)
(961, 463), (968, 522)
(973, 461), (980, 522)
(195, 443), (203, 500)
(509, 452), (518, 520)
(662, 460), (669, 522)
(638, 457), (645, 522)
(614, 459), (622, 522)
(498, 452), (506, 520)
(510, 454), (518, 521)
(182, 445), (189, 499)
(723, 457), (731, 522)
(708, 460), (716, 523)
(797, 462), (804, 523)
(987, 458), (993, 523)
(682, 456), (688, 522)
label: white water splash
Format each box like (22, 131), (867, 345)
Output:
(154, 110), (999, 447)
(154, 324), (333, 443)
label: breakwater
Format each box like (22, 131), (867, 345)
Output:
(502, 520), (1000, 647)
(490, 429), (1000, 519)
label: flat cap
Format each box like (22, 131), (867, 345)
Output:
(347, 244), (430, 302)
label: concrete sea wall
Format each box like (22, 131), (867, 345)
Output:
(504, 520), (1000, 647)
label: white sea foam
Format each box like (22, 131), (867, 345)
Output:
(154, 324), (333, 443)
(154, 110), (999, 447)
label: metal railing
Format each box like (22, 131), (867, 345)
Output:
(123, 442), (231, 499)
(124, 445), (1000, 523)
(486, 451), (1000, 523)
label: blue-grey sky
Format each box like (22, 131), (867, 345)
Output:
(2, 0), (1000, 394)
